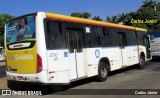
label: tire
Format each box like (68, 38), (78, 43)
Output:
(137, 55), (145, 69)
(96, 62), (109, 82)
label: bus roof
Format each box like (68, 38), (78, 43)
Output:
(45, 12), (147, 32)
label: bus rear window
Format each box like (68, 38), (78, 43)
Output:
(6, 15), (35, 44)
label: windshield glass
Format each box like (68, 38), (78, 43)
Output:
(6, 15), (35, 44)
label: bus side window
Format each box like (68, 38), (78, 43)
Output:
(97, 27), (110, 47)
(108, 28), (119, 46)
(131, 30), (137, 45)
(85, 26), (93, 48)
(45, 20), (66, 50)
(96, 26), (104, 46)
(118, 32), (127, 48)
(126, 30), (132, 46)
(91, 26), (99, 47)
(137, 31), (145, 46)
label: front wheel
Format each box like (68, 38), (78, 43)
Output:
(137, 55), (145, 69)
(96, 62), (109, 82)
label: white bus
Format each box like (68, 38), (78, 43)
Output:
(5, 12), (151, 86)
(149, 31), (160, 57)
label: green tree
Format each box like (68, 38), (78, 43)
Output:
(106, 13), (128, 24)
(142, 0), (157, 8)
(106, 16), (119, 23)
(81, 12), (91, 19)
(122, 0), (160, 31)
(71, 12), (82, 18)
(105, 0), (160, 31)
(92, 16), (103, 21)
(0, 14), (14, 46)
(117, 13), (128, 24)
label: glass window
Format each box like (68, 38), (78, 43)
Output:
(91, 26), (99, 46)
(108, 28), (118, 46)
(137, 31), (145, 45)
(45, 20), (67, 50)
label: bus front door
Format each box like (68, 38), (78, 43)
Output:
(67, 30), (85, 80)
(144, 35), (152, 59)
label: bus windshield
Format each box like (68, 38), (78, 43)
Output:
(6, 15), (35, 44)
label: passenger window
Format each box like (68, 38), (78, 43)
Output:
(45, 20), (67, 50)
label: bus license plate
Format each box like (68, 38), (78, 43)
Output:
(17, 76), (25, 80)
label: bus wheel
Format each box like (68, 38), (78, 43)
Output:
(96, 62), (109, 82)
(138, 55), (145, 69)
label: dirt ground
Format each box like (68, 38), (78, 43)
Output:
(0, 77), (8, 89)
(0, 61), (7, 89)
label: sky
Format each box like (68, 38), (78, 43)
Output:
(0, 0), (159, 20)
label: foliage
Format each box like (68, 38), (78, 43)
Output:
(126, 0), (160, 31)
(106, 16), (119, 23)
(81, 12), (91, 19)
(92, 16), (103, 21)
(71, 12), (82, 18)
(0, 14), (14, 46)
(106, 0), (160, 32)
(71, 12), (91, 19)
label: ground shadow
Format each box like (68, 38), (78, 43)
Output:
(7, 77), (95, 95)
(151, 57), (160, 62)
(0, 67), (6, 78)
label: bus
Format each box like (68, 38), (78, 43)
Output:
(5, 12), (151, 86)
(149, 30), (160, 58)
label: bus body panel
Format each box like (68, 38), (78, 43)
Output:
(138, 45), (147, 60)
(46, 49), (70, 83)
(5, 15), (37, 74)
(126, 46), (139, 65)
(36, 12), (48, 71)
(5, 12), (49, 83)
(35, 12), (49, 83)
(84, 47), (122, 74)
(6, 44), (37, 74)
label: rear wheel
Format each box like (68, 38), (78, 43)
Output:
(96, 62), (109, 82)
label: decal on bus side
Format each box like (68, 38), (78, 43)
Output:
(50, 53), (58, 58)
(64, 52), (68, 57)
(95, 49), (100, 58)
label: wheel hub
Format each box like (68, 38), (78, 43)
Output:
(101, 67), (107, 78)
